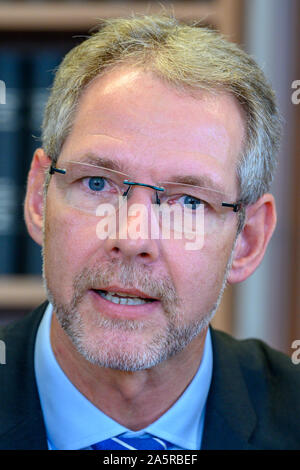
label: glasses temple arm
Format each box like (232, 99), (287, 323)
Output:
(49, 165), (66, 175)
(222, 202), (242, 212)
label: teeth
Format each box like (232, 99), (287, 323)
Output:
(110, 291), (139, 298)
(97, 290), (151, 305)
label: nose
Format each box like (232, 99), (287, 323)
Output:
(102, 186), (160, 263)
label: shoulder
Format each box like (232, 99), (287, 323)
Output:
(211, 327), (300, 385)
(0, 302), (49, 449)
(209, 328), (300, 447)
(0, 302), (48, 336)
(0, 301), (48, 364)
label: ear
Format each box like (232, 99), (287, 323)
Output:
(227, 193), (277, 284)
(24, 148), (51, 246)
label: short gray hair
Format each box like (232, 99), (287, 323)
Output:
(42, 14), (282, 218)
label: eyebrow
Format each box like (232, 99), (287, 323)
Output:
(75, 154), (129, 175)
(75, 154), (225, 193)
(162, 175), (225, 194)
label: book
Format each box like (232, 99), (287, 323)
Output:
(0, 50), (25, 274)
(23, 50), (63, 275)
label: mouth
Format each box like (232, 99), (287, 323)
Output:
(93, 289), (157, 306)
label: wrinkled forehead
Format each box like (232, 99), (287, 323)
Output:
(59, 67), (246, 194)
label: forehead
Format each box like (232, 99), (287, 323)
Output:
(60, 66), (246, 193)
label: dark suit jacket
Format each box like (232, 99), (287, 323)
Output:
(0, 301), (299, 450)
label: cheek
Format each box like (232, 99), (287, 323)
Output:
(163, 234), (234, 313)
(173, 255), (219, 309)
(43, 203), (100, 295)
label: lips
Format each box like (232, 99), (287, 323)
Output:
(92, 287), (157, 306)
(89, 284), (161, 321)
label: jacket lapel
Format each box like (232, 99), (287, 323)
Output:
(201, 327), (257, 450)
(0, 303), (48, 449)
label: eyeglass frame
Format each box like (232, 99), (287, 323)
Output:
(49, 163), (242, 213)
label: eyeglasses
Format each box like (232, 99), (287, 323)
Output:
(49, 160), (242, 242)
(49, 160), (241, 210)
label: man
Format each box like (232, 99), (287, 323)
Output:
(1, 15), (299, 450)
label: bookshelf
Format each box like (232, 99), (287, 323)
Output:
(0, 0), (244, 331)
(0, 2), (217, 30)
(0, 275), (45, 309)
(0, 0), (244, 41)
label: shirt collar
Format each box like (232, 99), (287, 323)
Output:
(34, 303), (213, 450)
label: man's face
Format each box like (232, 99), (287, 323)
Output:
(43, 67), (245, 371)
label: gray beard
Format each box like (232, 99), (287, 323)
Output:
(43, 250), (234, 372)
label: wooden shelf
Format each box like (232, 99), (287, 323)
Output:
(0, 276), (45, 309)
(0, 1), (219, 31)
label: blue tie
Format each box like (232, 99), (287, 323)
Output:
(92, 434), (170, 450)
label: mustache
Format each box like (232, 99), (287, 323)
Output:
(72, 260), (180, 311)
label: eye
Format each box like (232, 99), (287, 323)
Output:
(181, 195), (203, 210)
(85, 177), (106, 192)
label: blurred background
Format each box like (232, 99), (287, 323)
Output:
(0, 0), (299, 356)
